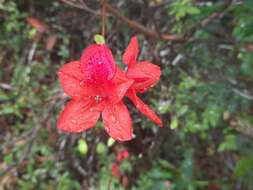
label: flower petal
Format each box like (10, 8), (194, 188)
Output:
(57, 99), (100, 133)
(127, 90), (162, 127)
(127, 61), (161, 93)
(122, 36), (139, 66)
(80, 44), (116, 84)
(102, 101), (133, 141)
(58, 61), (94, 100)
(109, 69), (134, 104)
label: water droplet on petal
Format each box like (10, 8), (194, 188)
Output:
(79, 81), (85, 86)
(111, 116), (116, 122)
(89, 108), (93, 112)
(73, 93), (80, 99)
(70, 119), (77, 124)
(80, 108), (86, 113)
(62, 75), (67, 79)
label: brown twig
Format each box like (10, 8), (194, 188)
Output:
(59, 0), (99, 16)
(101, 0), (106, 36)
(60, 0), (233, 42)
(102, 2), (183, 42)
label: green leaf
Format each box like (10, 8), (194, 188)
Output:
(171, 117), (179, 129)
(107, 137), (115, 147)
(94, 34), (105, 44)
(218, 134), (237, 152)
(234, 156), (253, 177)
(187, 7), (200, 15)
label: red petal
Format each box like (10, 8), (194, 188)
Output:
(127, 61), (161, 93)
(58, 61), (94, 100)
(109, 69), (134, 104)
(80, 44), (116, 84)
(102, 101), (133, 141)
(116, 150), (129, 162)
(122, 36), (139, 66)
(127, 90), (162, 127)
(111, 163), (121, 177)
(57, 99), (100, 133)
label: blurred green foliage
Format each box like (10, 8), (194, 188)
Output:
(0, 0), (253, 190)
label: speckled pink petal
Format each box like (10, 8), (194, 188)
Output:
(80, 44), (116, 85)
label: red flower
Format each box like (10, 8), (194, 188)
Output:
(57, 44), (134, 141)
(116, 150), (129, 162)
(123, 36), (163, 126)
(111, 163), (121, 178)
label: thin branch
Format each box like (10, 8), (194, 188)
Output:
(232, 88), (253, 100)
(101, 0), (106, 36)
(103, 1), (182, 41)
(60, 0), (233, 42)
(59, 0), (100, 16)
(0, 83), (15, 90)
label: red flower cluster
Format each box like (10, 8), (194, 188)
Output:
(116, 150), (129, 162)
(57, 36), (162, 141)
(111, 150), (130, 178)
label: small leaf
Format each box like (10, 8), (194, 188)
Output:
(186, 7), (200, 15)
(170, 117), (178, 129)
(94, 34), (105, 44)
(78, 139), (88, 155)
(107, 137), (115, 147)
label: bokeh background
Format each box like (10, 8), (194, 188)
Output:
(1, 0), (253, 189)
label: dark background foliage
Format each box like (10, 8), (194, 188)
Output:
(0, 0), (253, 189)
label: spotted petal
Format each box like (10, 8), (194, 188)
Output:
(57, 99), (100, 133)
(127, 61), (161, 93)
(58, 61), (95, 100)
(127, 89), (162, 127)
(80, 44), (116, 84)
(122, 36), (139, 66)
(102, 101), (133, 141)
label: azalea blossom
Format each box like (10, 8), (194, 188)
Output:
(112, 149), (130, 178)
(116, 150), (130, 162)
(57, 43), (134, 141)
(57, 36), (162, 141)
(123, 36), (163, 126)
(111, 163), (121, 178)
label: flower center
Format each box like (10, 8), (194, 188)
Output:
(94, 95), (102, 103)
